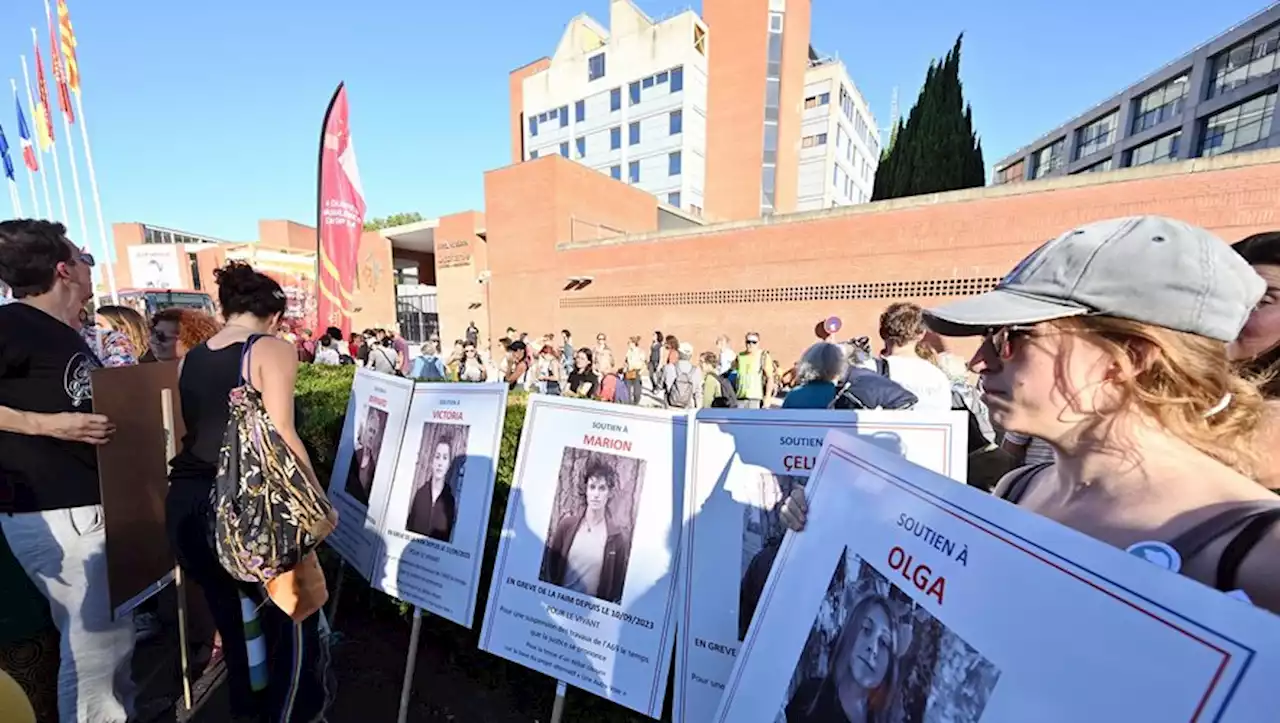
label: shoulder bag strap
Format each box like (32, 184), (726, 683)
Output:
(238, 333), (266, 388)
(1216, 507), (1280, 592)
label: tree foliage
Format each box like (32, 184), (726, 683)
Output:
(872, 35), (985, 201)
(363, 212), (425, 231)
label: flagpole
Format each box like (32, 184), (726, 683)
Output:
(7, 181), (21, 218)
(11, 79), (39, 219)
(31, 28), (69, 229)
(19, 56), (53, 222)
(70, 91), (115, 302)
(44, 0), (90, 266)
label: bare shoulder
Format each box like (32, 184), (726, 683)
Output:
(251, 336), (297, 360)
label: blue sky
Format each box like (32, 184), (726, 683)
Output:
(0, 0), (1271, 244)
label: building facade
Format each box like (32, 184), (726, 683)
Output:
(516, 2), (710, 215)
(797, 57), (880, 210)
(512, 0), (878, 223)
(994, 5), (1280, 184)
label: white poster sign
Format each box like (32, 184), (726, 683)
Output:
(127, 246), (184, 289)
(374, 382), (509, 627)
(479, 396), (686, 718)
(674, 409), (968, 723)
(717, 431), (1280, 723)
(325, 369), (415, 578)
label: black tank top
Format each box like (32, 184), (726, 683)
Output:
(168, 341), (246, 485)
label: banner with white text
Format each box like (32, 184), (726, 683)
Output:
(716, 431), (1280, 723)
(325, 369), (414, 579)
(674, 409), (968, 723)
(479, 396), (686, 718)
(373, 382), (509, 627)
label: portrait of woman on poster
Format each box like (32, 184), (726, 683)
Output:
(406, 430), (463, 542)
(344, 407), (385, 506)
(544, 462), (631, 604)
(786, 594), (898, 723)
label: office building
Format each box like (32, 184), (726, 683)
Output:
(994, 5), (1280, 184)
(511, 0), (882, 222)
(513, 1), (710, 215)
(797, 56), (880, 210)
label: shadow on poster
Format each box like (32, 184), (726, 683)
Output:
(92, 362), (184, 619)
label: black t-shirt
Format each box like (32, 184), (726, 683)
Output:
(0, 303), (102, 512)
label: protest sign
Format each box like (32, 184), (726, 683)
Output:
(674, 409), (968, 723)
(92, 362), (184, 618)
(374, 382), (509, 627)
(479, 396), (686, 718)
(325, 369), (415, 579)
(717, 431), (1280, 723)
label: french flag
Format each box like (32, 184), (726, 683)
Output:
(15, 96), (37, 172)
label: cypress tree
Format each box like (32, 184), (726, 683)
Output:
(871, 34), (985, 201)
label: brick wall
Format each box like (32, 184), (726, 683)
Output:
(466, 149), (1280, 368)
(433, 210), (488, 346)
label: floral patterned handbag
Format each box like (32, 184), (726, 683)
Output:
(212, 335), (337, 585)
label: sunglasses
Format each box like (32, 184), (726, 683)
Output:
(745, 338), (759, 345)
(982, 325), (1037, 361)
(151, 330), (173, 343)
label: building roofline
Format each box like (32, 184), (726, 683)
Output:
(559, 147), (1280, 251)
(509, 56), (552, 77)
(994, 3), (1280, 168)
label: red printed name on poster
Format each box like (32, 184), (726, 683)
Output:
(433, 409), (465, 421)
(779, 435), (823, 472)
(583, 421), (632, 452)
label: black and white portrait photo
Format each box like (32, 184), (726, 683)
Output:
(538, 447), (646, 605)
(783, 548), (1001, 723)
(740, 472), (805, 640)
(344, 405), (389, 506)
(405, 422), (469, 543)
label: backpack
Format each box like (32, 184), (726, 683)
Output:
(213, 335), (336, 584)
(613, 376), (632, 404)
(710, 373), (739, 408)
(667, 365), (696, 408)
(833, 366), (918, 410)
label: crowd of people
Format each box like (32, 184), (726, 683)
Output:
(0, 214), (1276, 723)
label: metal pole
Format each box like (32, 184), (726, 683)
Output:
(11, 80), (39, 219)
(70, 89), (117, 303)
(396, 608), (425, 723)
(18, 56), (52, 222)
(549, 680), (569, 723)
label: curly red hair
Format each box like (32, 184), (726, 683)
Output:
(175, 309), (222, 355)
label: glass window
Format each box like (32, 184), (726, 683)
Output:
(1131, 74), (1189, 134)
(629, 121), (641, 145)
(548, 108), (557, 120)
(670, 110), (683, 135)
(575, 137), (586, 158)
(805, 96), (819, 109)
(1126, 131), (1182, 167)
(628, 160), (640, 183)
(610, 126), (621, 150)
(769, 12), (783, 31)
(820, 92), (830, 105)
(630, 81), (641, 105)
(610, 88), (621, 112)
(1074, 111), (1118, 160)
(669, 151), (682, 176)
(763, 123), (778, 152)
(1029, 138), (1065, 179)
(610, 165), (621, 180)
(539, 112), (548, 123)
(588, 53), (606, 81)
(761, 165), (776, 210)
(671, 66), (684, 92)
(1200, 90), (1277, 156)
(559, 142), (569, 158)
(530, 149), (538, 159)
(575, 100), (585, 123)
(1209, 24), (1280, 98)
(642, 76), (655, 89)
(833, 165), (840, 187)
(667, 191), (681, 207)
(817, 133), (828, 145)
(657, 71), (668, 84)
(560, 106), (569, 128)
(993, 160), (1026, 184)
(529, 116), (538, 136)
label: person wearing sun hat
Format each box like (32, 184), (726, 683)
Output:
(782, 216), (1280, 612)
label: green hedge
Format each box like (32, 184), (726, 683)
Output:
(297, 366), (658, 722)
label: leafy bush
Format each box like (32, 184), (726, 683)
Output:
(295, 367), (653, 721)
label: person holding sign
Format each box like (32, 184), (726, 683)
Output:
(543, 461), (632, 604)
(784, 217), (1280, 612)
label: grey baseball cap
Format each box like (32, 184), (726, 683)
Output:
(924, 216), (1265, 343)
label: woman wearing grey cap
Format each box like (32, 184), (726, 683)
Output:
(781, 216), (1280, 613)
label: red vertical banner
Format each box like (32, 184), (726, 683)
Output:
(316, 83), (366, 338)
